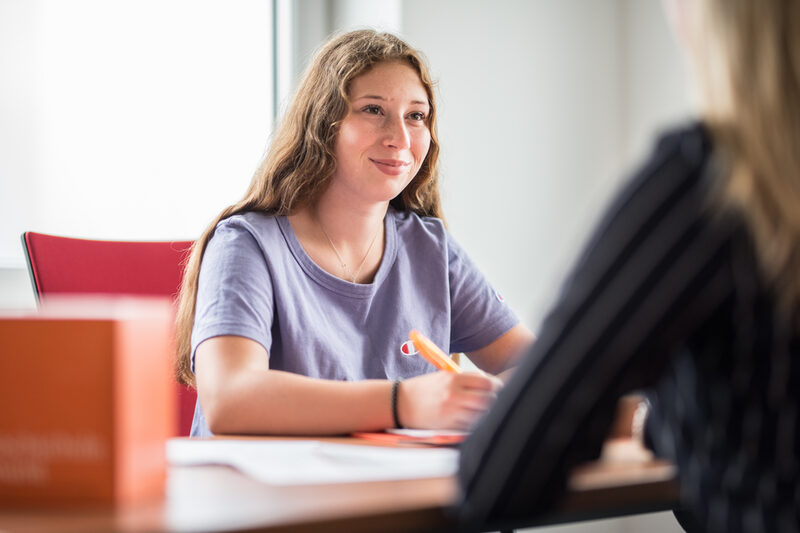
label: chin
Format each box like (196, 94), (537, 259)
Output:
(370, 179), (412, 200)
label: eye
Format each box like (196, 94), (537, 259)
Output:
(362, 104), (383, 115)
(408, 111), (427, 122)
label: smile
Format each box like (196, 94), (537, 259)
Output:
(369, 158), (410, 176)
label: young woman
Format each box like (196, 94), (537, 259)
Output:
(175, 30), (534, 437)
(457, 1), (800, 531)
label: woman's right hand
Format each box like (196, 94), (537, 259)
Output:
(396, 371), (503, 430)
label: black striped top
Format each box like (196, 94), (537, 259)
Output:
(457, 123), (800, 533)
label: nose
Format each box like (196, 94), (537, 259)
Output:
(382, 115), (411, 150)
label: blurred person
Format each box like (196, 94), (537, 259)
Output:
(174, 29), (534, 438)
(457, 0), (800, 531)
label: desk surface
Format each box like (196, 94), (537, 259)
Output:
(0, 437), (678, 533)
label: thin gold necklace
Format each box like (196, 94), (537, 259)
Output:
(318, 218), (382, 283)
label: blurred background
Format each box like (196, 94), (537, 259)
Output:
(0, 2), (691, 529)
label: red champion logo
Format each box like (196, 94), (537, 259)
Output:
(400, 340), (418, 356)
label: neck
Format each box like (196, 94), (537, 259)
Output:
(313, 194), (388, 249)
(289, 197), (387, 284)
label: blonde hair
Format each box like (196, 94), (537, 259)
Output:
(689, 0), (800, 308)
(175, 30), (442, 386)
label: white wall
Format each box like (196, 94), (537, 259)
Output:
(621, 0), (694, 167)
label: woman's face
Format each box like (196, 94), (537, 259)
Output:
(330, 60), (431, 205)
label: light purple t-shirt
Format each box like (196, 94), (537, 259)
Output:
(190, 208), (519, 436)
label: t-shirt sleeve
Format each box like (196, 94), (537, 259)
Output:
(190, 218), (274, 373)
(447, 234), (520, 354)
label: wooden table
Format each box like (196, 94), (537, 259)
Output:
(0, 437), (678, 533)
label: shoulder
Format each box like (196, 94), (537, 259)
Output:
(203, 212), (286, 265)
(609, 121), (714, 215)
(572, 121), (717, 267)
(390, 208), (450, 248)
(214, 211), (279, 236)
(390, 210), (466, 274)
(210, 211), (282, 247)
(390, 209), (476, 265)
(642, 120), (713, 180)
(391, 208), (446, 236)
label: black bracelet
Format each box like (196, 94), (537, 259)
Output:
(391, 379), (404, 429)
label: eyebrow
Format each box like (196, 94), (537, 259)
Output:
(353, 94), (429, 106)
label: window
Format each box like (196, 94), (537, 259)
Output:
(0, 0), (275, 265)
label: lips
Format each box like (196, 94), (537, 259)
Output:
(370, 158), (410, 167)
(369, 158), (411, 176)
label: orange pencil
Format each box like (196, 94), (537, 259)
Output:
(409, 330), (462, 373)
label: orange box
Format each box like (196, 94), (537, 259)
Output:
(0, 296), (175, 507)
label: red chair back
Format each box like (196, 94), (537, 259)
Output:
(21, 231), (196, 436)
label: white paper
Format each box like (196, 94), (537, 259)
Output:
(167, 439), (459, 485)
(386, 428), (468, 438)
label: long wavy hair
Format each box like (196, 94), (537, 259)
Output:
(175, 30), (442, 386)
(689, 0), (800, 310)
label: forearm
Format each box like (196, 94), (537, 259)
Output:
(467, 324), (535, 376)
(195, 336), (502, 435)
(201, 369), (394, 435)
(495, 366), (516, 383)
